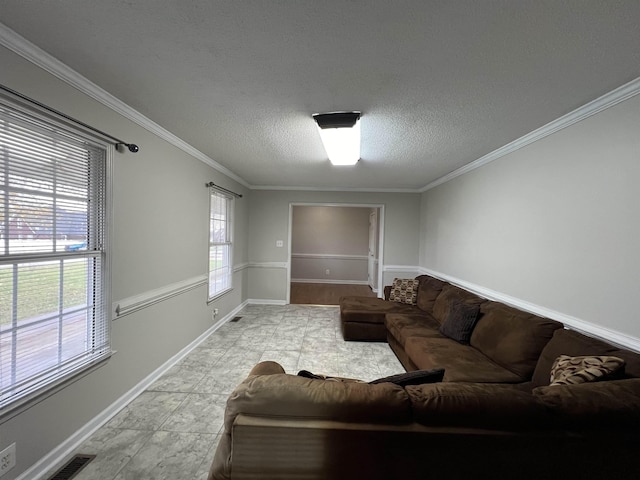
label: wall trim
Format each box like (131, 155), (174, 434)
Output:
(251, 184), (420, 193)
(246, 299), (287, 305)
(420, 267), (640, 352)
(421, 75), (640, 192)
(17, 301), (249, 480)
(233, 262), (249, 272)
(383, 265), (421, 273)
(4, 24), (639, 196)
(112, 275), (207, 319)
(248, 261), (288, 269)
(291, 253), (368, 261)
(291, 278), (369, 285)
(0, 23), (249, 188)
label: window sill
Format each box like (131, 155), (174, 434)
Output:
(207, 287), (233, 304)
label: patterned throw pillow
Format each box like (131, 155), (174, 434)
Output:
(549, 355), (625, 386)
(388, 278), (419, 305)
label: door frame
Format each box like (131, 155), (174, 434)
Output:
(287, 202), (385, 304)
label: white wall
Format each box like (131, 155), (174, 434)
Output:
(0, 45), (249, 480)
(248, 190), (421, 302)
(419, 91), (640, 342)
(291, 206), (370, 283)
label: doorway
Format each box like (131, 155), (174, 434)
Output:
(287, 203), (384, 304)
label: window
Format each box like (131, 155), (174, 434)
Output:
(208, 190), (233, 300)
(0, 99), (110, 413)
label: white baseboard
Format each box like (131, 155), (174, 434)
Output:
(245, 298), (287, 305)
(419, 267), (640, 352)
(291, 278), (369, 285)
(20, 301), (249, 480)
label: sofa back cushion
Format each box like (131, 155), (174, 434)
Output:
(406, 382), (547, 429)
(432, 284), (486, 325)
(414, 275), (447, 313)
(531, 328), (640, 387)
(470, 301), (562, 380)
(533, 379), (640, 429)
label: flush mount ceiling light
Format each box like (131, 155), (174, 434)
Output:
(312, 111), (361, 166)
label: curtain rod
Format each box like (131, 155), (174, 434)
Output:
(205, 181), (243, 198)
(0, 83), (139, 153)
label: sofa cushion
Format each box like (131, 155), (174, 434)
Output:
(414, 275), (446, 313)
(438, 300), (480, 344)
(340, 296), (419, 325)
(531, 328), (640, 387)
(533, 379), (640, 429)
(469, 301), (562, 380)
(549, 355), (625, 386)
(389, 278), (419, 305)
(404, 336), (523, 383)
(225, 373), (412, 429)
(432, 284), (486, 325)
(385, 313), (442, 347)
(407, 382), (547, 429)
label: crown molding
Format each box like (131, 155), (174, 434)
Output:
(0, 23), (250, 188)
(5, 23), (639, 196)
(250, 184), (421, 193)
(421, 75), (640, 192)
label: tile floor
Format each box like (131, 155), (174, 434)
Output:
(65, 304), (404, 480)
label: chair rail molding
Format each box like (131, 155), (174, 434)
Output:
(248, 262), (289, 269)
(291, 278), (369, 285)
(113, 275), (207, 319)
(292, 253), (368, 261)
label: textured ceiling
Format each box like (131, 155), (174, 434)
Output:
(1, 1), (640, 190)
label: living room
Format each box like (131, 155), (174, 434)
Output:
(1, 2), (640, 479)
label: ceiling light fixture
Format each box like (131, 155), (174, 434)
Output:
(313, 111), (361, 166)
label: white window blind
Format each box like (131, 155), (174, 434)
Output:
(0, 100), (110, 412)
(208, 190), (232, 300)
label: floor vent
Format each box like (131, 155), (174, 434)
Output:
(230, 316), (243, 322)
(47, 454), (95, 480)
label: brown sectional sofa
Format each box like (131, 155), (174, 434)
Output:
(343, 276), (566, 383)
(210, 274), (640, 479)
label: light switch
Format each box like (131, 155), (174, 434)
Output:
(276, 240), (284, 247)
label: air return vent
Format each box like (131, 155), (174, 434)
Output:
(230, 316), (243, 322)
(47, 454), (95, 480)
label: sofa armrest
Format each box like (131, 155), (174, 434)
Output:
(248, 360), (285, 376)
(224, 372), (412, 429)
(533, 378), (640, 429)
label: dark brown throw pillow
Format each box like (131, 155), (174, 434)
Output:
(439, 300), (480, 344)
(297, 370), (363, 383)
(369, 368), (445, 386)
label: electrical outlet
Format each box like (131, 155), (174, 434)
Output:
(213, 308), (219, 320)
(325, 269), (330, 275)
(0, 443), (16, 477)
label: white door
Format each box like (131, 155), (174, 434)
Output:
(368, 210), (378, 290)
